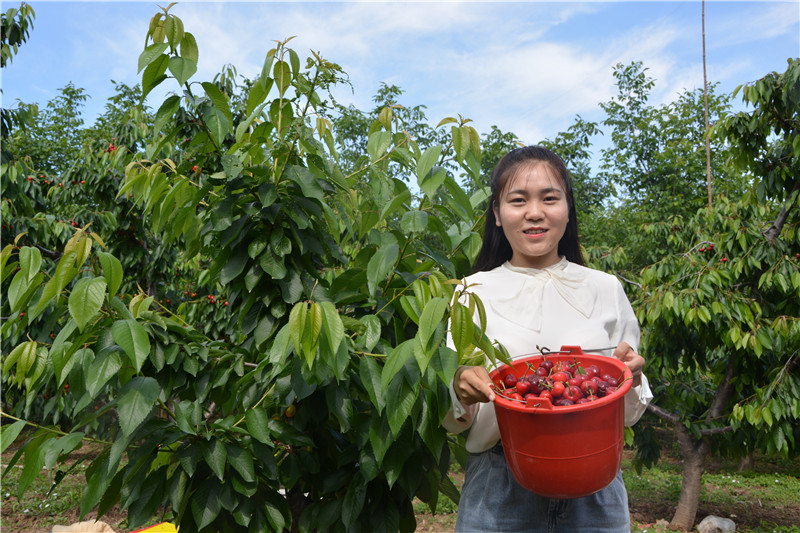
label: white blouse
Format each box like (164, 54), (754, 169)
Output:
(443, 258), (654, 453)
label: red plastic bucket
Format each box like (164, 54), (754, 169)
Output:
(489, 345), (633, 499)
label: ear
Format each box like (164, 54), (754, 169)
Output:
(493, 201), (501, 227)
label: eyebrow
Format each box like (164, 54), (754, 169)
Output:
(505, 186), (564, 196)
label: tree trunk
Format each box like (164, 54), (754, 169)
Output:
(670, 424), (710, 531)
(738, 452), (755, 471)
(669, 356), (736, 531)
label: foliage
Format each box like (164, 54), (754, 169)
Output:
(582, 61), (745, 272)
(1, 3), (37, 148)
(2, 6), (510, 532)
(628, 57), (800, 530)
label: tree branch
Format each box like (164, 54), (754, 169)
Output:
(700, 425), (733, 436)
(646, 402), (680, 423)
(34, 243), (61, 259)
(709, 354), (736, 420)
(764, 180), (800, 244)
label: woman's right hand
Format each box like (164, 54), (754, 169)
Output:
(454, 365), (496, 405)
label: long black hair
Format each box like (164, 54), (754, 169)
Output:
(472, 145), (584, 273)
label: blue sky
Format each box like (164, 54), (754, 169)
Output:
(2, 1), (799, 146)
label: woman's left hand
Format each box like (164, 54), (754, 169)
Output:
(613, 342), (644, 387)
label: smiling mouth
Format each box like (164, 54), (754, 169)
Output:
(524, 229), (546, 235)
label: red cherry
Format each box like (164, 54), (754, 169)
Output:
(563, 385), (583, 402)
(580, 380), (598, 396)
(502, 374), (518, 389)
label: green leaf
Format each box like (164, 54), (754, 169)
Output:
(6, 270), (28, 312)
(227, 444), (255, 483)
(358, 315), (381, 352)
(359, 355), (384, 411)
(367, 130), (392, 162)
(419, 166), (447, 199)
(385, 377), (417, 437)
(202, 105), (230, 147)
(3, 340), (35, 377)
(341, 474), (366, 527)
(416, 145), (443, 186)
(450, 302), (474, 357)
(245, 408), (271, 444)
(191, 478), (222, 529)
(97, 252), (123, 300)
(18, 433), (49, 497)
(0, 420), (26, 454)
(378, 188), (411, 224)
(236, 101), (269, 143)
(152, 94), (180, 135)
(117, 377), (160, 438)
(138, 42), (168, 72)
(202, 81), (233, 128)
(164, 14), (184, 49)
(86, 349), (122, 397)
(418, 297), (449, 351)
(174, 400), (201, 434)
(179, 32), (198, 63)
(202, 438), (228, 482)
(381, 340), (414, 391)
(273, 60), (292, 96)
(141, 54), (169, 101)
(69, 277), (107, 332)
(111, 319), (151, 373)
(366, 243), (399, 296)
(400, 210), (429, 234)
(221, 249), (248, 285)
(319, 301), (344, 359)
(19, 246), (41, 284)
(168, 56), (196, 86)
(245, 76), (273, 116)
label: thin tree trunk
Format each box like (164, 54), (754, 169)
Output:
(738, 452), (755, 471)
(671, 426), (710, 531)
(702, 0), (713, 208)
(669, 356), (736, 530)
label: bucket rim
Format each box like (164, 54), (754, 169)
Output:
(489, 346), (633, 414)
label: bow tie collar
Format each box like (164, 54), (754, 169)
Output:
(490, 259), (596, 332)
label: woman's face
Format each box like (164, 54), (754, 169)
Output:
(493, 162), (569, 269)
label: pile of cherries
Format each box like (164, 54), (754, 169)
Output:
(495, 358), (627, 407)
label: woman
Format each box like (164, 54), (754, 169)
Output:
(443, 146), (653, 532)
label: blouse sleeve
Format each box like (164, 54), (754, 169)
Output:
(612, 278), (654, 426)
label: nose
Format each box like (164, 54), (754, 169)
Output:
(525, 200), (544, 221)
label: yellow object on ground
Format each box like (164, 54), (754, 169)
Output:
(130, 524), (178, 533)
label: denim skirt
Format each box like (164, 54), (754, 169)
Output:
(455, 443), (631, 533)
